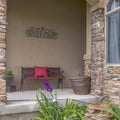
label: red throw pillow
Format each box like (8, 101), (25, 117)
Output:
(34, 66), (48, 78)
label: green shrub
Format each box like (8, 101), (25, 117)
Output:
(35, 89), (86, 120)
(58, 99), (86, 120)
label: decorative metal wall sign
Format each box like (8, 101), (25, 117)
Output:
(25, 26), (58, 40)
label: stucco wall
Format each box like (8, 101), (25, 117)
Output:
(86, 3), (91, 56)
(6, 0), (86, 90)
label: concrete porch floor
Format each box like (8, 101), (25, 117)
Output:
(0, 88), (98, 116)
(7, 88), (97, 102)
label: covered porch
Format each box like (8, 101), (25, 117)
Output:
(0, 0), (102, 104)
(1, 0), (119, 120)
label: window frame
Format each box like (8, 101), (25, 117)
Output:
(105, 0), (120, 65)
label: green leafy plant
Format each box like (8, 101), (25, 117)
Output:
(58, 99), (86, 120)
(5, 70), (13, 76)
(102, 101), (120, 120)
(35, 90), (59, 120)
(35, 89), (86, 120)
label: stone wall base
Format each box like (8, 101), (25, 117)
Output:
(0, 112), (39, 120)
(104, 80), (120, 104)
(0, 79), (7, 104)
(0, 0), (7, 105)
(85, 103), (111, 120)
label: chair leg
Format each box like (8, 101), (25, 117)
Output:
(57, 79), (63, 89)
(61, 79), (63, 89)
(20, 79), (24, 92)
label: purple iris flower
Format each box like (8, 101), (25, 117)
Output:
(43, 80), (53, 92)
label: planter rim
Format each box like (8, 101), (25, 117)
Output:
(5, 75), (14, 77)
(70, 76), (90, 80)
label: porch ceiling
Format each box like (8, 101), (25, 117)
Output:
(85, 0), (99, 6)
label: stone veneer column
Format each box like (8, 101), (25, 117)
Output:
(89, 5), (120, 104)
(90, 8), (105, 97)
(0, 0), (7, 105)
(84, 57), (91, 77)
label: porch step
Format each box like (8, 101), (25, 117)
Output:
(0, 89), (98, 116)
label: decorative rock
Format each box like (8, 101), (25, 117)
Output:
(0, 12), (6, 20)
(0, 66), (5, 75)
(0, 94), (6, 103)
(0, 39), (5, 43)
(0, 32), (5, 39)
(0, 49), (6, 63)
(0, 42), (5, 48)
(84, 59), (91, 76)
(0, 19), (7, 25)
(0, 24), (6, 29)
(0, 57), (6, 63)
(0, 79), (7, 104)
(114, 68), (120, 74)
(0, 28), (6, 33)
(0, 0), (7, 8)
(0, 79), (6, 95)
(0, 63), (5, 66)
(0, 48), (5, 56)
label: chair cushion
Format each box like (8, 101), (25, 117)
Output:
(34, 66), (48, 78)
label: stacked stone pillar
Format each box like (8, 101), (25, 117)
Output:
(0, 0), (7, 104)
(84, 56), (91, 77)
(90, 8), (105, 96)
(89, 7), (120, 103)
(84, 4), (120, 104)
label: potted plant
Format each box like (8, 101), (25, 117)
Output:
(5, 69), (13, 77)
(5, 69), (14, 86)
(5, 70), (16, 92)
(70, 75), (91, 95)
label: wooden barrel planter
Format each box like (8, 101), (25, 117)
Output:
(70, 76), (91, 95)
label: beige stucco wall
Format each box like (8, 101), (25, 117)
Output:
(86, 3), (91, 56)
(6, 0), (86, 90)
